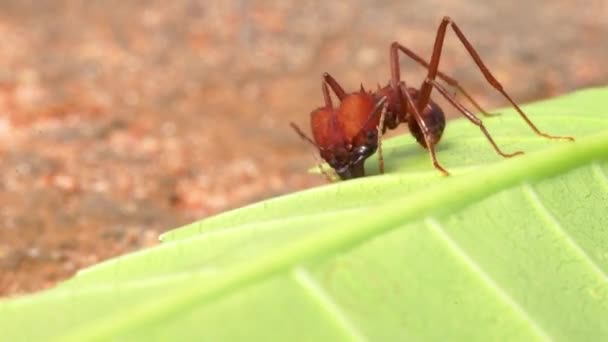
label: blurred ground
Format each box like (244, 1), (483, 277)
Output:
(0, 0), (606, 297)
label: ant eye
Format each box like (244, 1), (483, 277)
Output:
(366, 131), (377, 141)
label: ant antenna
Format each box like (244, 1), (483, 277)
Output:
(291, 122), (337, 182)
(290, 122), (322, 150)
(377, 101), (388, 174)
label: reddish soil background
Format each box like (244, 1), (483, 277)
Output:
(0, 1), (606, 297)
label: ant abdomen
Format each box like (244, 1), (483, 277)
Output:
(408, 98), (446, 149)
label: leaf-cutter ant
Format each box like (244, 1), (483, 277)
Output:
(291, 17), (574, 180)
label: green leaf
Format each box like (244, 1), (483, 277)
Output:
(2, 87), (608, 341)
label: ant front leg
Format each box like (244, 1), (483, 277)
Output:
(417, 16), (573, 141)
(390, 42), (498, 117)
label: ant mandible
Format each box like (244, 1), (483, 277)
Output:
(291, 16), (574, 180)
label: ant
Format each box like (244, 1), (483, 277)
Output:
(291, 16), (574, 180)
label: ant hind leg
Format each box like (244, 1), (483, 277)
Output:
(426, 78), (524, 158)
(419, 17), (573, 141)
(390, 42), (499, 117)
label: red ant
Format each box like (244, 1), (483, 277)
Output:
(291, 17), (574, 180)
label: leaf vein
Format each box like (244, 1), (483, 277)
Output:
(292, 267), (366, 342)
(591, 163), (608, 192)
(522, 184), (608, 282)
(425, 217), (552, 342)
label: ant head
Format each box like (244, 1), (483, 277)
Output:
(319, 145), (366, 179)
(306, 89), (385, 180)
(308, 106), (362, 179)
(338, 88), (382, 148)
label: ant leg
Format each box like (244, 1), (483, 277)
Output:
(322, 72), (347, 101)
(453, 83), (500, 117)
(390, 79), (449, 175)
(426, 79), (524, 158)
(390, 50), (449, 175)
(390, 42), (498, 117)
(377, 101), (388, 174)
(418, 17), (573, 141)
